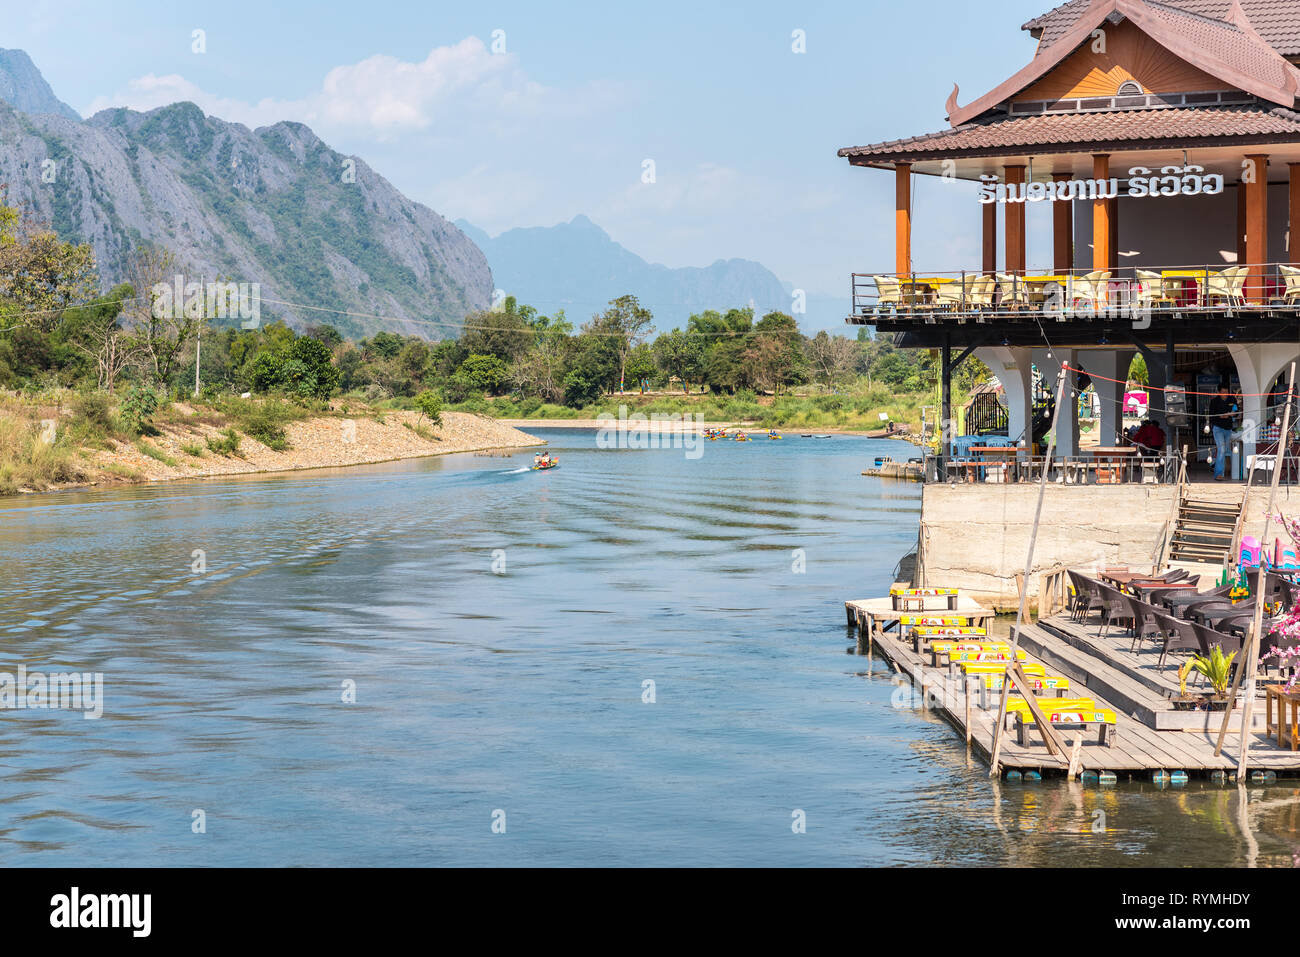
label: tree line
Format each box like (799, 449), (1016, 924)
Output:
(0, 199), (960, 407)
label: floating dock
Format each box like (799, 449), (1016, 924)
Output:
(846, 593), (1300, 780)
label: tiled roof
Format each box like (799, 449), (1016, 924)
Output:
(1026, 0), (1300, 57)
(838, 105), (1300, 160)
(950, 0), (1299, 125)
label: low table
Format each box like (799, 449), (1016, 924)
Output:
(1265, 684), (1300, 751)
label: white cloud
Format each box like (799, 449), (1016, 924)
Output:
(84, 37), (617, 138)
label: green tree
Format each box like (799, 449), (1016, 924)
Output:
(653, 329), (706, 392)
(450, 354), (510, 397)
(589, 295), (653, 393)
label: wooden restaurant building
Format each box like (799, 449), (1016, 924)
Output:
(841, 0), (1300, 481)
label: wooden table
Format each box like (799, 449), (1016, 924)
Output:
(1266, 684), (1300, 750)
(1128, 581), (1200, 600)
(968, 446), (1017, 482)
(1160, 269), (1212, 307)
(1089, 447), (1138, 484)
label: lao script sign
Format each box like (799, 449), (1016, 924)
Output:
(978, 165), (1226, 205)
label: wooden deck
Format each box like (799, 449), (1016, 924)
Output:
(846, 598), (1300, 780)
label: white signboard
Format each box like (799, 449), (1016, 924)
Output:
(978, 165), (1225, 205)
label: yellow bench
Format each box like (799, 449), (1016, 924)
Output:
(955, 661), (1046, 677)
(891, 586), (960, 611)
(1005, 697), (1117, 747)
(928, 640), (1008, 666)
(898, 614), (976, 628)
(948, 648), (1026, 664)
(914, 626), (986, 637)
(976, 674), (1070, 709)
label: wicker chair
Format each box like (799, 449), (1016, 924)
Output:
(1123, 595), (1166, 653)
(873, 276), (902, 312)
(1071, 270), (1111, 312)
(1280, 264), (1300, 306)
(1157, 614), (1202, 671)
(934, 276), (975, 313)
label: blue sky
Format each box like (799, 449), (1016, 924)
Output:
(12, 0), (1060, 299)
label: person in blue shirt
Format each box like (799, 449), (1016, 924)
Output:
(1205, 382), (1240, 481)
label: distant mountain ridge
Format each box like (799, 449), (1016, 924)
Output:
(0, 55), (490, 339)
(460, 214), (793, 327)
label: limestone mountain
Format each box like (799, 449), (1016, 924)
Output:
(0, 73), (490, 339)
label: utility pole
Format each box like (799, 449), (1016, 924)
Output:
(194, 274), (203, 398)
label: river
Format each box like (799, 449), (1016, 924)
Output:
(0, 427), (1295, 865)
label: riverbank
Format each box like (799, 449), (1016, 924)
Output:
(445, 386), (952, 435)
(497, 417), (920, 440)
(1, 398), (542, 494)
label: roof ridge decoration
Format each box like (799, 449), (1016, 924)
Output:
(1225, 0), (1299, 98)
(948, 0), (1300, 127)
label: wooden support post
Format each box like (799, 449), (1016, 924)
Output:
(990, 364), (1073, 775)
(1291, 164), (1300, 265)
(1092, 154), (1111, 272)
(965, 677), (973, 746)
(1052, 172), (1072, 275)
(1005, 165), (1026, 274)
(983, 201), (997, 275)
(1245, 155), (1269, 304)
(1215, 363), (1296, 771)
(941, 338), (953, 479)
(896, 163), (912, 278)
(1067, 736), (1083, 781)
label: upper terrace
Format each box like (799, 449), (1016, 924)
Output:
(839, 0), (1300, 349)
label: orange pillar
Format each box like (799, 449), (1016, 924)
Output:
(983, 200), (997, 275)
(1052, 172), (1073, 274)
(896, 163), (912, 278)
(1005, 165), (1026, 274)
(1245, 154), (1269, 303)
(1290, 163), (1300, 265)
(1092, 154), (1111, 272)
(1108, 196), (1119, 271)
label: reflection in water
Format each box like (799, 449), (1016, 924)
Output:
(2, 429), (1299, 865)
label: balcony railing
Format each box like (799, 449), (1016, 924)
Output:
(923, 449), (1183, 485)
(849, 262), (1300, 324)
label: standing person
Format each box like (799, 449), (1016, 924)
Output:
(1206, 381), (1239, 481)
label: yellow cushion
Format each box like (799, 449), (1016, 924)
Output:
(978, 675), (1069, 691)
(931, 640), (1008, 654)
(956, 661), (1046, 676)
(948, 649), (1027, 663)
(898, 614), (976, 626)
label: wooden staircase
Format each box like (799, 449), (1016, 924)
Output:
(1166, 494), (1243, 564)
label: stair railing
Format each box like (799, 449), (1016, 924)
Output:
(1155, 446), (1188, 571)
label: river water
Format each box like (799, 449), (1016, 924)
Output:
(0, 426), (1296, 866)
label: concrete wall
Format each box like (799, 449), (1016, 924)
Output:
(916, 483), (1297, 611)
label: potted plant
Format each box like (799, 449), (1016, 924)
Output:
(1177, 646), (1237, 711)
(1171, 659), (1201, 710)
